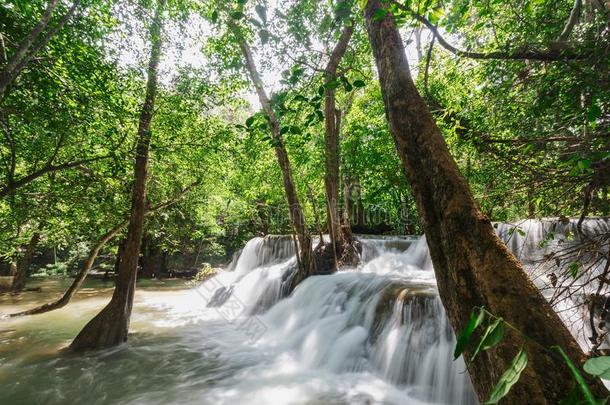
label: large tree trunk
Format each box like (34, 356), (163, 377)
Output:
(364, 1), (606, 403)
(233, 28), (314, 283)
(323, 24), (354, 266)
(70, 0), (166, 351)
(11, 229), (42, 291)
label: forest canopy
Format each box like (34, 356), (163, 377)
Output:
(0, 0), (607, 284)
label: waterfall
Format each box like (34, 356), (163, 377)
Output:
(195, 235), (478, 404)
(187, 218), (608, 404)
(495, 218), (610, 351)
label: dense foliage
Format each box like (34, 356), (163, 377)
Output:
(0, 0), (608, 282)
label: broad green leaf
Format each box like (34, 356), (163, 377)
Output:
(485, 348), (528, 404)
(471, 318), (504, 362)
(588, 104), (601, 123)
(255, 4), (267, 23)
(584, 356), (610, 379)
(245, 116), (255, 127)
(372, 8), (388, 22)
(353, 79), (366, 88)
(324, 79), (341, 90)
(231, 11), (244, 20)
(259, 29), (270, 45)
(454, 308), (485, 360)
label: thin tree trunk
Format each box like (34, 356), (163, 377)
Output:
(364, 1), (606, 402)
(0, 0), (58, 96)
(11, 229), (42, 291)
(324, 24), (353, 265)
(9, 180), (200, 318)
(9, 222), (123, 316)
(70, 0), (166, 351)
(232, 25), (313, 282)
(0, 0), (81, 99)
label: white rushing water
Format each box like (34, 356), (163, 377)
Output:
(1, 218), (607, 405)
(495, 218), (610, 351)
(183, 235), (478, 405)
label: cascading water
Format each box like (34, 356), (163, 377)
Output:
(495, 218), (610, 351)
(1, 218), (607, 404)
(189, 235), (478, 404)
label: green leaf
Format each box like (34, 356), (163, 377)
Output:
(245, 116), (255, 128)
(318, 86), (325, 96)
(324, 79), (341, 90)
(231, 11), (244, 20)
(552, 346), (597, 405)
(472, 318), (504, 362)
(353, 79), (366, 88)
(569, 262), (579, 278)
(584, 356), (610, 379)
(454, 308), (485, 360)
(372, 8), (388, 22)
(588, 103), (601, 123)
(280, 126), (290, 135)
(211, 10), (218, 23)
(485, 349), (528, 404)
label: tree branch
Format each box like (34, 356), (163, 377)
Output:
(390, 0), (589, 61)
(0, 155), (109, 199)
(557, 0), (583, 42)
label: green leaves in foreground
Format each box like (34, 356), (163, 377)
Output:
(453, 307), (485, 360)
(553, 346), (597, 405)
(583, 356), (610, 380)
(485, 349), (528, 404)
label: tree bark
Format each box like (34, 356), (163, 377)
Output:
(0, 155), (108, 199)
(323, 24), (353, 265)
(11, 229), (42, 291)
(364, 1), (606, 403)
(233, 26), (314, 282)
(70, 0), (166, 351)
(139, 234), (166, 278)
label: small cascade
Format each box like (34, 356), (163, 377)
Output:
(495, 218), (610, 351)
(206, 235), (297, 311)
(189, 218), (607, 404)
(196, 235), (477, 404)
(495, 217), (610, 263)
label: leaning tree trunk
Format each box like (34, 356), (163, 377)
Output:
(7, 180), (199, 318)
(323, 24), (354, 266)
(364, 1), (605, 402)
(11, 229), (41, 291)
(233, 27), (313, 284)
(70, 0), (165, 351)
(9, 222), (123, 317)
